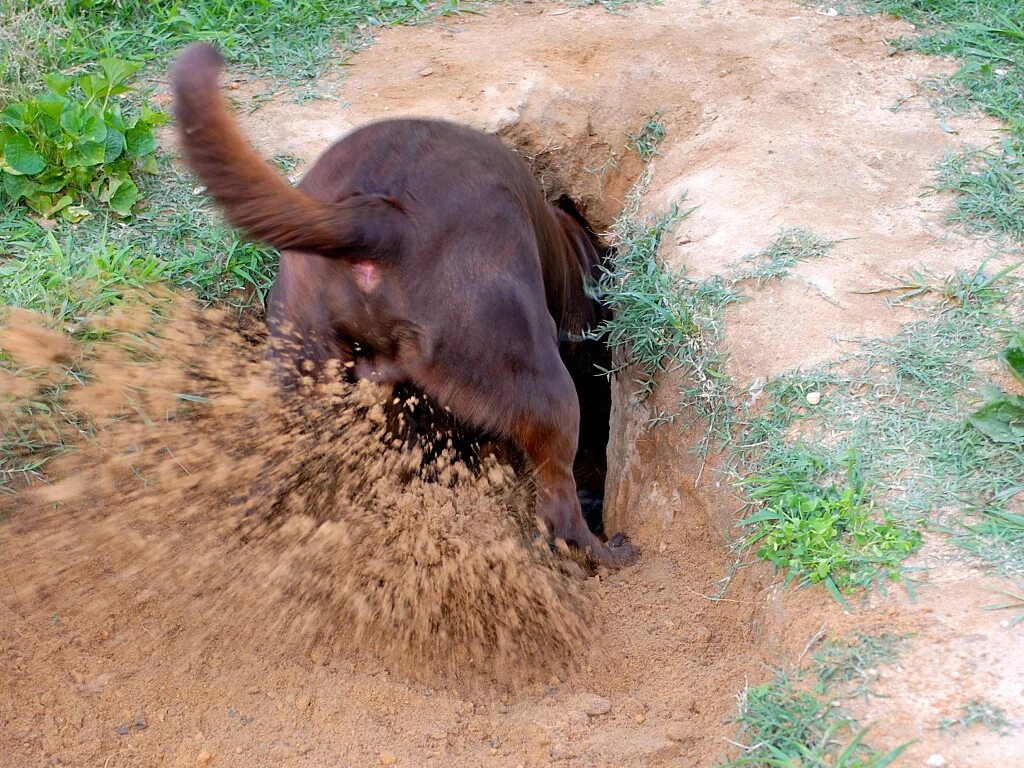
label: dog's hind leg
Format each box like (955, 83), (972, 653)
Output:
(506, 350), (639, 568)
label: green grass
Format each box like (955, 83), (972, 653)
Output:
(734, 262), (1024, 580)
(731, 228), (835, 287)
(859, 0), (1024, 240)
(739, 449), (921, 604)
(937, 141), (1024, 240)
(626, 113), (666, 161)
(938, 699), (1017, 735)
(721, 634), (910, 768)
(1, 155), (278, 312)
(1, 0), (465, 99)
(983, 585), (1024, 627)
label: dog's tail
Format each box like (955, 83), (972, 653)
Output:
(172, 43), (403, 258)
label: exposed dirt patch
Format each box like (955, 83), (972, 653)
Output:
(4, 0), (1022, 766)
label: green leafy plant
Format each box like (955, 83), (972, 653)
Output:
(968, 331), (1024, 447)
(740, 450), (922, 603)
(0, 58), (166, 220)
(1001, 331), (1024, 385)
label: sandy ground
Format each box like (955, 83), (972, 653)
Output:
(2, 0), (1023, 766)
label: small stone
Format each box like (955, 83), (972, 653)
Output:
(582, 696), (611, 717)
(196, 750), (213, 765)
(806, 391), (821, 405)
(925, 756), (947, 768)
(227, 709), (238, 718)
(635, 713), (646, 724)
(419, 68), (433, 77)
(133, 713), (147, 731)
(114, 725), (130, 736)
(294, 696), (311, 710)
(379, 752), (398, 766)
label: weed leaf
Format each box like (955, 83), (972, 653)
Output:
(968, 396), (1024, 445)
(4, 133), (46, 175)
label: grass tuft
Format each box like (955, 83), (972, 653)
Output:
(859, 0), (1024, 241)
(721, 634), (910, 768)
(939, 699), (1017, 735)
(937, 142), (1024, 241)
(732, 227), (835, 286)
(627, 113), (666, 161)
(739, 449), (922, 604)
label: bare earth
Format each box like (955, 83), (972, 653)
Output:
(2, 1), (1022, 766)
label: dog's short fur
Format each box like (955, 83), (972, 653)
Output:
(171, 43), (638, 567)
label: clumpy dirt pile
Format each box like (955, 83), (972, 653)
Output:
(1, 298), (588, 685)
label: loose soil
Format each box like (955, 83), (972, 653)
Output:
(2, 1), (1022, 767)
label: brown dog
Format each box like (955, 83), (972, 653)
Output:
(171, 43), (638, 568)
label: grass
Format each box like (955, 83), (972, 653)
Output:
(731, 228), (836, 286)
(734, 262), (1024, 580)
(593, 178), (739, 429)
(938, 699), (1017, 735)
(1, 0), (465, 100)
(627, 113), (666, 161)
(983, 585), (1024, 627)
(858, 0), (1024, 240)
(739, 449), (921, 604)
(937, 141), (1024, 241)
(721, 634), (910, 768)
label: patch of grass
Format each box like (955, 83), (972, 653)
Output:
(626, 112), (666, 161)
(937, 142), (1024, 241)
(859, 0), (1024, 240)
(735, 262), (1024, 580)
(0, 228), (165, 328)
(0, 1), (66, 103)
(939, 699), (1017, 735)
(731, 228), (835, 286)
(1, 154), (278, 312)
(739, 449), (921, 604)
(721, 635), (910, 768)
(593, 172), (739, 429)
(593, 187), (698, 399)
(3, 0), (465, 92)
(983, 585), (1024, 627)
(956, 508), (1024, 578)
(0, 375), (84, 492)
(812, 633), (905, 699)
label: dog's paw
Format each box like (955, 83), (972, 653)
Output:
(595, 532), (640, 568)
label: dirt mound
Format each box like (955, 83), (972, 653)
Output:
(2, 299), (589, 687)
